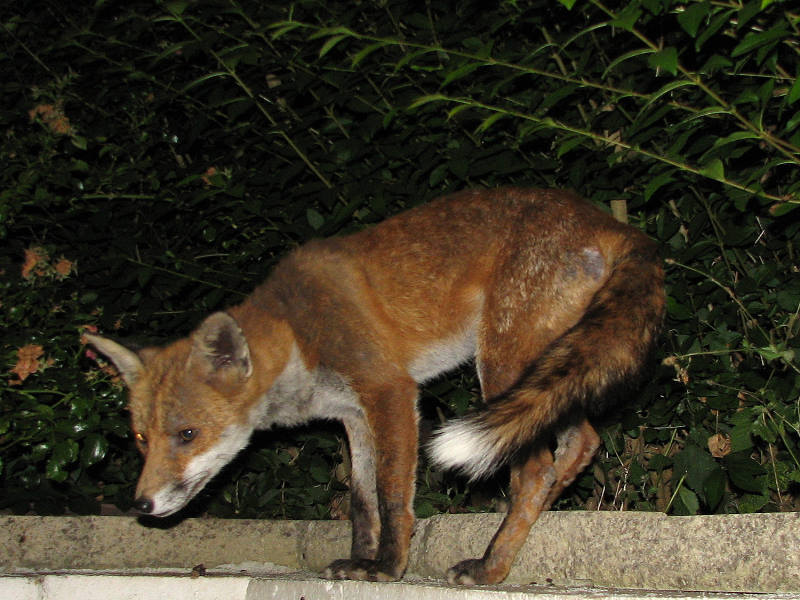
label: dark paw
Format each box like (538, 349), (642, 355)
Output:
(324, 558), (401, 582)
(447, 558), (491, 585)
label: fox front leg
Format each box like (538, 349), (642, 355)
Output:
(325, 378), (419, 582)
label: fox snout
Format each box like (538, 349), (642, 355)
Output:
(132, 423), (254, 517)
(133, 496), (155, 514)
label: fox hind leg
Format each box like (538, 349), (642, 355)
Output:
(447, 418), (600, 585)
(544, 419), (600, 511)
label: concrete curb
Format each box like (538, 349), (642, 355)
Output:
(2, 512), (800, 593)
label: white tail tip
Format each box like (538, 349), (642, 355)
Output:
(427, 418), (504, 480)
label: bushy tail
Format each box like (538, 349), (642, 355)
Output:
(428, 249), (665, 480)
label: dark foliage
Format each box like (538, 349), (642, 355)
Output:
(1, 0), (799, 518)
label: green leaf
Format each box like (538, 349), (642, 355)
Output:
(696, 9), (736, 50)
(306, 208), (324, 230)
(45, 460), (67, 483)
(643, 81), (695, 110)
(724, 452), (767, 494)
(603, 48), (654, 78)
(166, 1), (188, 16)
(441, 62), (482, 88)
(769, 202), (798, 217)
(52, 439), (79, 465)
(71, 159), (89, 172)
(351, 42), (390, 67)
(776, 291), (800, 312)
(673, 443), (718, 492)
(648, 47), (678, 76)
(557, 0), (577, 8)
(180, 72), (230, 93)
(648, 453), (671, 471)
(738, 493), (769, 513)
(408, 94), (450, 110)
(394, 48), (438, 72)
(677, 3), (708, 37)
(556, 135), (585, 158)
(429, 163), (448, 187)
(611, 6), (642, 31)
(308, 26), (356, 41)
(787, 68), (800, 105)
(738, 1), (763, 30)
(731, 25), (788, 58)
(447, 104), (472, 119)
(81, 434), (109, 467)
(700, 54), (733, 74)
(475, 112), (505, 134)
(71, 135), (88, 150)
(699, 158), (725, 182)
(644, 172), (675, 201)
(754, 345), (795, 365)
(666, 296), (692, 320)
(703, 468), (726, 511)
(677, 487), (700, 515)
(712, 131), (760, 149)
(309, 465), (330, 484)
(730, 410), (756, 452)
(46, 440), (79, 481)
(269, 21), (303, 40)
(319, 34), (348, 58)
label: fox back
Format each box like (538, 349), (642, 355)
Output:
(87, 187), (664, 584)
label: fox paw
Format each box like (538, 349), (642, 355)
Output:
(447, 558), (503, 585)
(324, 558), (401, 582)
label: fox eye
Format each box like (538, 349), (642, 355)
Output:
(179, 429), (197, 443)
(134, 432), (148, 453)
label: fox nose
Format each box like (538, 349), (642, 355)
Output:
(134, 497), (154, 514)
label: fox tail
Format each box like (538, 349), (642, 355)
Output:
(428, 249), (664, 480)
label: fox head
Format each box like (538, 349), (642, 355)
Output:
(85, 312), (260, 517)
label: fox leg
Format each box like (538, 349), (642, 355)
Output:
(447, 418), (600, 585)
(341, 415), (380, 561)
(543, 419), (601, 510)
(326, 377), (418, 581)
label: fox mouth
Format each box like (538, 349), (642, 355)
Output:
(144, 471), (212, 517)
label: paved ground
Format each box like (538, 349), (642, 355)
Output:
(6, 570), (800, 600)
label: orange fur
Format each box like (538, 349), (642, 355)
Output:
(86, 187), (664, 584)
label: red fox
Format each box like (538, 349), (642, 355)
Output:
(86, 187), (664, 584)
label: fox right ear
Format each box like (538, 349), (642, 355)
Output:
(191, 311), (253, 380)
(84, 334), (144, 386)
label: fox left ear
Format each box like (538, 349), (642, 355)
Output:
(84, 334), (145, 387)
(191, 312), (253, 379)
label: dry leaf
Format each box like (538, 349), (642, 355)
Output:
(53, 256), (74, 278)
(28, 103), (73, 135)
(10, 344), (45, 384)
(21, 247), (48, 279)
(201, 166), (218, 186)
(708, 433), (731, 458)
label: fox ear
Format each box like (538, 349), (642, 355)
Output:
(191, 312), (253, 379)
(84, 334), (144, 386)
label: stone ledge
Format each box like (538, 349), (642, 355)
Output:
(2, 511), (800, 593)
